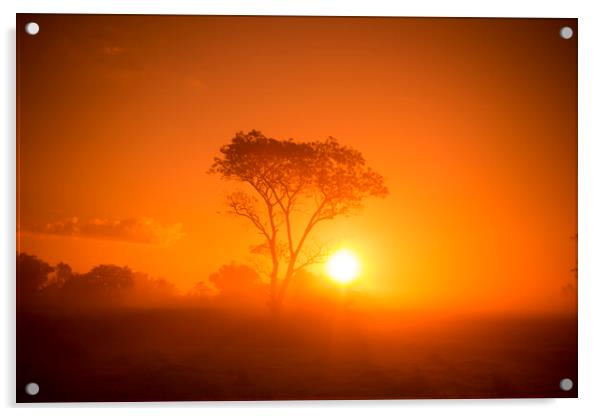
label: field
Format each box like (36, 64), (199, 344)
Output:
(17, 306), (577, 402)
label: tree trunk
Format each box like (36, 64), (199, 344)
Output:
(269, 271), (279, 317)
(271, 256), (296, 318)
(268, 246), (280, 318)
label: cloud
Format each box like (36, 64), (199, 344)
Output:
(24, 217), (185, 245)
(100, 46), (126, 56)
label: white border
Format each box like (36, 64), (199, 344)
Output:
(2, 1), (601, 415)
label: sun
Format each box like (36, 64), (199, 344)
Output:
(326, 249), (360, 284)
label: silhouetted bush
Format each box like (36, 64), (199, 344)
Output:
(17, 253), (54, 307)
(208, 263), (268, 308)
(17, 252), (179, 310)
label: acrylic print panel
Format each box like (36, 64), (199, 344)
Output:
(16, 14), (577, 402)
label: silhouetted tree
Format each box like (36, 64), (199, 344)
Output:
(53, 262), (74, 287)
(210, 130), (388, 314)
(62, 264), (135, 306)
(209, 263), (267, 306)
(17, 252), (54, 305)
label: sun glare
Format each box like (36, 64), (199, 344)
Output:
(326, 249), (360, 284)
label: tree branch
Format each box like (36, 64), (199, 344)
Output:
(293, 197), (329, 258)
(229, 197), (270, 241)
(294, 244), (329, 272)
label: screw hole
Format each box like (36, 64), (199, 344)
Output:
(559, 378), (574, 391)
(25, 382), (39, 396)
(25, 22), (39, 36)
(559, 26), (573, 40)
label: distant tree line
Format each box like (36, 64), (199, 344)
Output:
(16, 253), (328, 309)
(17, 252), (177, 310)
(17, 252), (345, 312)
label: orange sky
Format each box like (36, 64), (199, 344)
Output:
(17, 15), (577, 313)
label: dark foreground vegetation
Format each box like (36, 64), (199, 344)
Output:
(17, 253), (577, 402)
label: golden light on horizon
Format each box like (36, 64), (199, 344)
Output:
(16, 15), (578, 314)
(326, 249), (360, 284)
